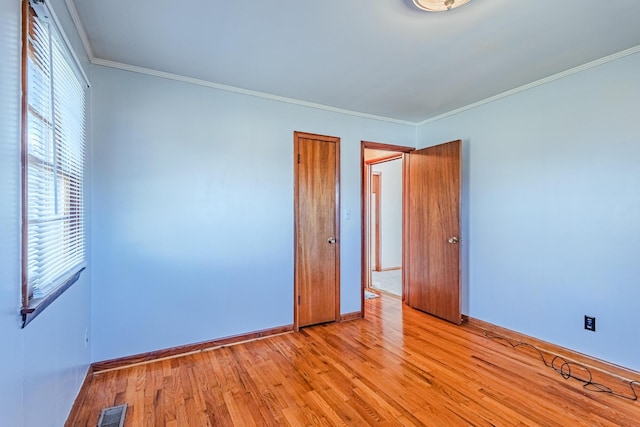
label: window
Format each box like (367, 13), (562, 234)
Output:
(21, 0), (88, 326)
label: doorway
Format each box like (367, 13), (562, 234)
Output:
(361, 142), (414, 310)
(361, 140), (462, 325)
(294, 131), (340, 329)
(368, 157), (403, 296)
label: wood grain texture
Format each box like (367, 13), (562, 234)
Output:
(405, 140), (461, 324)
(92, 325), (293, 372)
(68, 295), (640, 426)
(365, 153), (404, 165)
(362, 141), (415, 153)
(466, 317), (640, 391)
(21, 0), (30, 311)
(339, 311), (363, 322)
(294, 132), (340, 328)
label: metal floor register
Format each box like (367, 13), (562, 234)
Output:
(97, 404), (127, 427)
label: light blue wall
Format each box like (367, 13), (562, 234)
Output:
(4, 3), (637, 421)
(90, 65), (415, 361)
(0, 1), (24, 424)
(418, 52), (640, 370)
(0, 0), (92, 426)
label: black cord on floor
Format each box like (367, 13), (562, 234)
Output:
(483, 332), (640, 402)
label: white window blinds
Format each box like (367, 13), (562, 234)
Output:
(22, 0), (87, 321)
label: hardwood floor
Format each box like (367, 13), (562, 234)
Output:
(69, 295), (640, 426)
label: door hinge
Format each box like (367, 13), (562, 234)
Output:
(298, 295), (301, 305)
(297, 154), (301, 164)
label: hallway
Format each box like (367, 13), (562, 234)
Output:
(371, 269), (402, 296)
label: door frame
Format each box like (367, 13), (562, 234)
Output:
(294, 131), (341, 331)
(360, 141), (414, 317)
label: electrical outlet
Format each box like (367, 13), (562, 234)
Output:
(584, 315), (596, 332)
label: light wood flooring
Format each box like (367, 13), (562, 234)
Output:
(69, 295), (640, 426)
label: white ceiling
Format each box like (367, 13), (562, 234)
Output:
(71, 0), (640, 123)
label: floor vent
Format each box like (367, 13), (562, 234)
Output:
(97, 404), (127, 427)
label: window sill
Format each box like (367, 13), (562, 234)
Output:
(21, 267), (85, 328)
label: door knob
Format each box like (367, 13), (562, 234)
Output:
(328, 237), (336, 244)
(448, 236), (459, 244)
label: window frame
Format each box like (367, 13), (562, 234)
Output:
(20, 0), (89, 327)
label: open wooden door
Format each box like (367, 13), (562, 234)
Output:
(294, 132), (340, 328)
(404, 140), (461, 324)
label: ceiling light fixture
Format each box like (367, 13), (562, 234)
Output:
(412, 0), (471, 12)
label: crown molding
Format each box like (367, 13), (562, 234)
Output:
(64, 0), (94, 62)
(90, 44), (640, 128)
(90, 58), (418, 126)
(418, 44), (640, 126)
(59, 2), (640, 128)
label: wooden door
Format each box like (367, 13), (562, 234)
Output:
(404, 140), (461, 324)
(294, 132), (340, 328)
